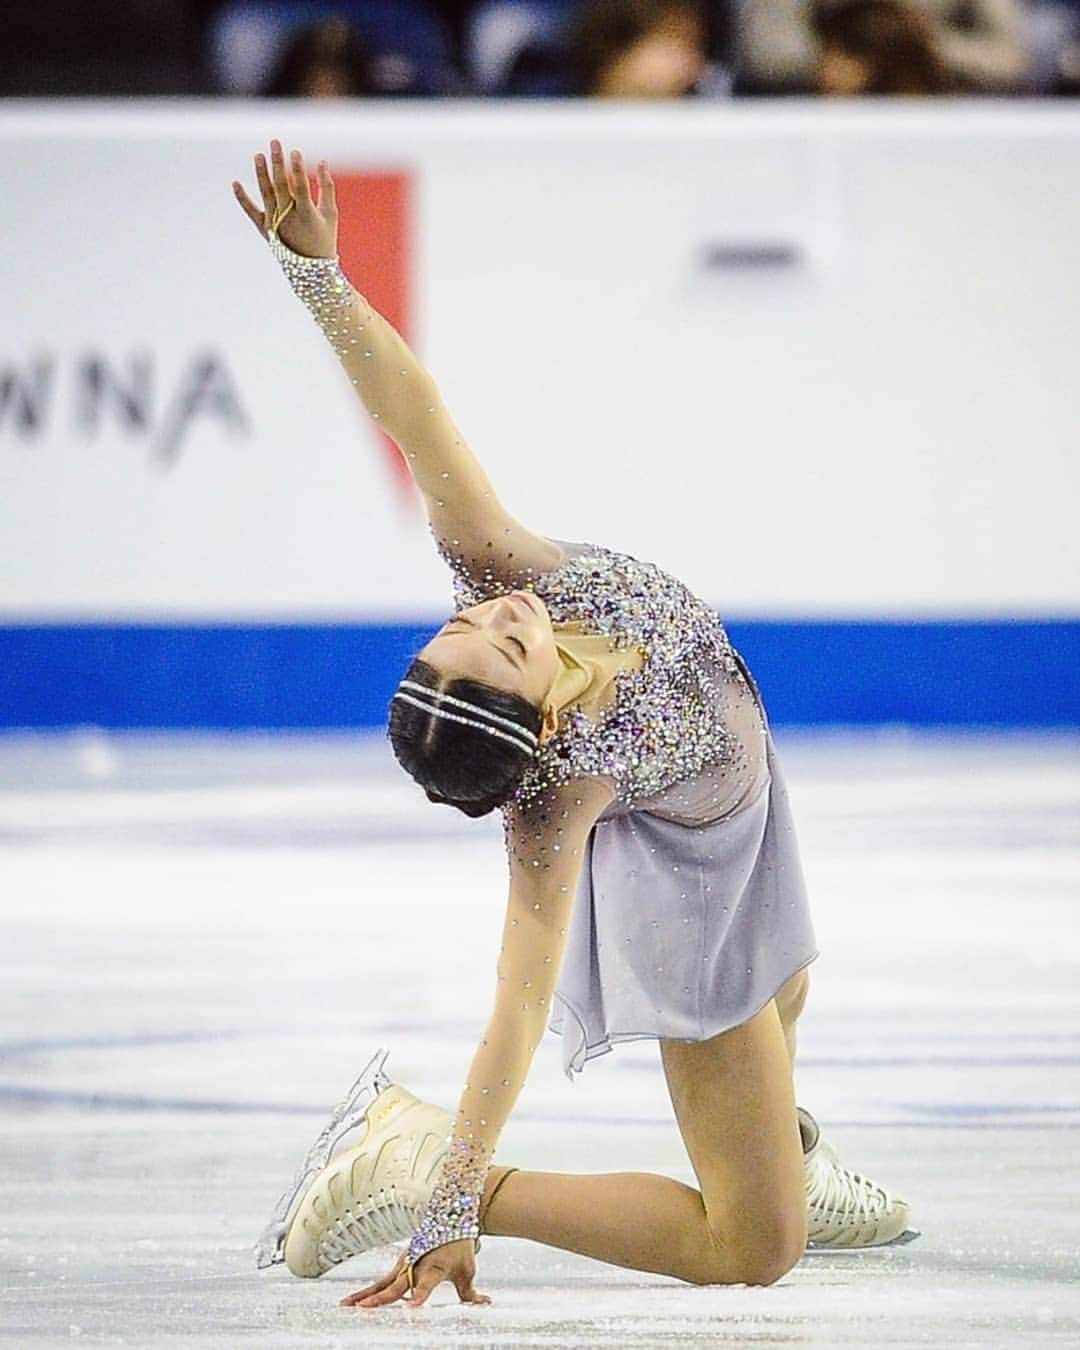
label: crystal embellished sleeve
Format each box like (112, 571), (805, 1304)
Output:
(266, 233), (562, 585)
(405, 776), (613, 1267)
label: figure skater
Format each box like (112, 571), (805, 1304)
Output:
(235, 140), (914, 1311)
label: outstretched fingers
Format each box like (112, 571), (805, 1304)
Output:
(232, 180), (265, 235)
(254, 151), (277, 217)
(234, 142), (331, 242)
(338, 1279), (386, 1307)
(269, 138), (293, 204)
(317, 160), (337, 217)
(340, 1252), (408, 1307)
(452, 1271), (492, 1307)
(291, 149), (314, 210)
(341, 1269), (411, 1308)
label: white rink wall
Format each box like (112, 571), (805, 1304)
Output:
(1, 103), (1077, 729)
(1, 102), (1077, 621)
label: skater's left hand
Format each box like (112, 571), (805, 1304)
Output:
(232, 140), (338, 260)
(340, 1239), (491, 1310)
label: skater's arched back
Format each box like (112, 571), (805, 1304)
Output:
(236, 141), (913, 1311)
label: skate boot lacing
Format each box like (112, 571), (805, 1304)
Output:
(319, 1187), (421, 1266)
(807, 1138), (899, 1225)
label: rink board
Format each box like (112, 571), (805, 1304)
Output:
(2, 104), (1078, 729)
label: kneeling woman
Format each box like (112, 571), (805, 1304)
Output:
(236, 141), (912, 1310)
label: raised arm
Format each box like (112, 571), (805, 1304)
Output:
(233, 141), (562, 585)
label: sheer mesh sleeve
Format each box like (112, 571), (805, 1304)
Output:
(267, 234), (562, 587)
(405, 775), (614, 1265)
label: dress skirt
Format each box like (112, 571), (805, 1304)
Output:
(549, 730), (819, 1077)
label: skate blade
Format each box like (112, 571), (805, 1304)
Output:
(805, 1227), (922, 1254)
(254, 1047), (392, 1270)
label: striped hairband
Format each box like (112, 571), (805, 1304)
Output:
(392, 679), (539, 755)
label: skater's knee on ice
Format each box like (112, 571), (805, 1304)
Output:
(687, 1211), (805, 1287)
(727, 1234), (803, 1287)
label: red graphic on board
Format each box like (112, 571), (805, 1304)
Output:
(333, 170), (417, 502)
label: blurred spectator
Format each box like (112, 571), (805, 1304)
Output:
(209, 2), (459, 96)
(565, 0), (724, 96)
(430, 0), (482, 54)
(264, 17), (378, 96)
(465, 2), (591, 97)
(1060, 37), (1080, 89)
(0, 0), (199, 94)
(812, 0), (958, 92)
(738, 0), (1031, 93)
(1024, 0), (1080, 90)
(465, 0), (734, 96)
(2, 0), (1063, 97)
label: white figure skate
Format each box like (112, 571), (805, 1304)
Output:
(799, 1108), (918, 1248)
(255, 1048), (452, 1277)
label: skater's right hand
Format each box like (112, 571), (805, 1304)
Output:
(340, 1240), (491, 1310)
(232, 140), (338, 260)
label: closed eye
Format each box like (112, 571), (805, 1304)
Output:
(446, 615), (524, 669)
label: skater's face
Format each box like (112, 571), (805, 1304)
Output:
(419, 593), (562, 724)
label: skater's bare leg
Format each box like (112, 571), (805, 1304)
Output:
(774, 967), (811, 1070)
(480, 998), (806, 1286)
(482, 968), (810, 1261)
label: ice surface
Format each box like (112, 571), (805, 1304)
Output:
(1, 728), (1078, 1348)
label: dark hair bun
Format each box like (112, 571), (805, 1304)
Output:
(389, 659), (543, 819)
(424, 787), (505, 819)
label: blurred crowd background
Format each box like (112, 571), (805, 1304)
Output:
(1, 0), (1078, 100)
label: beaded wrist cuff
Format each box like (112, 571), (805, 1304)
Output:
(266, 233), (352, 315)
(405, 1135), (489, 1266)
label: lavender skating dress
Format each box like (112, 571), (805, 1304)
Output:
(449, 539), (818, 1078)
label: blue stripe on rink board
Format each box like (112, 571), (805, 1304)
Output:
(724, 619), (1080, 727)
(0, 623), (434, 730)
(0, 619), (1077, 729)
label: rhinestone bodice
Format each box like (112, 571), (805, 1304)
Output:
(443, 540), (758, 812)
